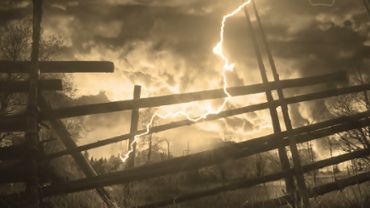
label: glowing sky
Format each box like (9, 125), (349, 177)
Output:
(1, 0), (369, 158)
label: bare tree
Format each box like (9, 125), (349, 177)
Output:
(0, 20), (63, 146)
(327, 68), (370, 166)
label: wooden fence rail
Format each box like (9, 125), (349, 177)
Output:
(0, 72), (352, 132)
(43, 71), (347, 119)
(40, 111), (370, 196)
(44, 83), (370, 159)
(0, 79), (62, 92)
(135, 148), (370, 208)
(0, 61), (114, 73)
(247, 170), (370, 208)
(3, 1), (369, 207)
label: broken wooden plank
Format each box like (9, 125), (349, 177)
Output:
(0, 61), (114, 73)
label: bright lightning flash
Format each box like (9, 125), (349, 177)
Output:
(120, 0), (252, 163)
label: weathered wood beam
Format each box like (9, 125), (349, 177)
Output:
(244, 6), (295, 198)
(0, 143), (29, 160)
(135, 148), (370, 208)
(27, 0), (42, 207)
(249, 2), (309, 205)
(1, 82), (368, 133)
(0, 117), (27, 132)
(45, 72), (347, 119)
(0, 161), (32, 183)
(0, 79), (62, 92)
(46, 88), (370, 159)
(138, 171), (290, 208)
(39, 96), (118, 208)
(310, 170), (370, 196)
(0, 61), (114, 73)
(41, 112), (370, 196)
(245, 170), (370, 208)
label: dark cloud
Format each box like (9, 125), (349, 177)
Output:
(1, 0), (369, 156)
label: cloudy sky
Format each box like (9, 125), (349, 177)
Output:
(1, 0), (369, 158)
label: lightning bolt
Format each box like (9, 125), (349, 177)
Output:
(120, 0), (252, 163)
(307, 0), (336, 7)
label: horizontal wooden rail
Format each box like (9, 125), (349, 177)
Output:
(0, 144), (29, 160)
(0, 161), (32, 183)
(246, 170), (370, 208)
(0, 117), (27, 132)
(135, 148), (370, 208)
(45, 72), (346, 119)
(41, 112), (370, 196)
(1, 81), (369, 134)
(0, 61), (114, 73)
(0, 79), (62, 92)
(46, 83), (370, 158)
(0, 73), (357, 132)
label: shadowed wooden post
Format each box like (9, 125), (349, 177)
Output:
(251, 1), (310, 207)
(127, 85), (141, 168)
(26, 0), (42, 207)
(124, 85), (141, 206)
(243, 6), (296, 197)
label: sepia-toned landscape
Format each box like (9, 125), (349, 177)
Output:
(1, 0), (370, 207)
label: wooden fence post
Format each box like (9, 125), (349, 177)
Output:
(26, 0), (42, 207)
(124, 85), (141, 206)
(127, 85), (141, 168)
(243, 6), (296, 197)
(251, 1), (310, 207)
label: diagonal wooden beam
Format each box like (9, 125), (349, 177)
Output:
(39, 96), (118, 208)
(0, 61), (114, 73)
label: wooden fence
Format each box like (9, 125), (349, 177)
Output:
(0, 1), (369, 208)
